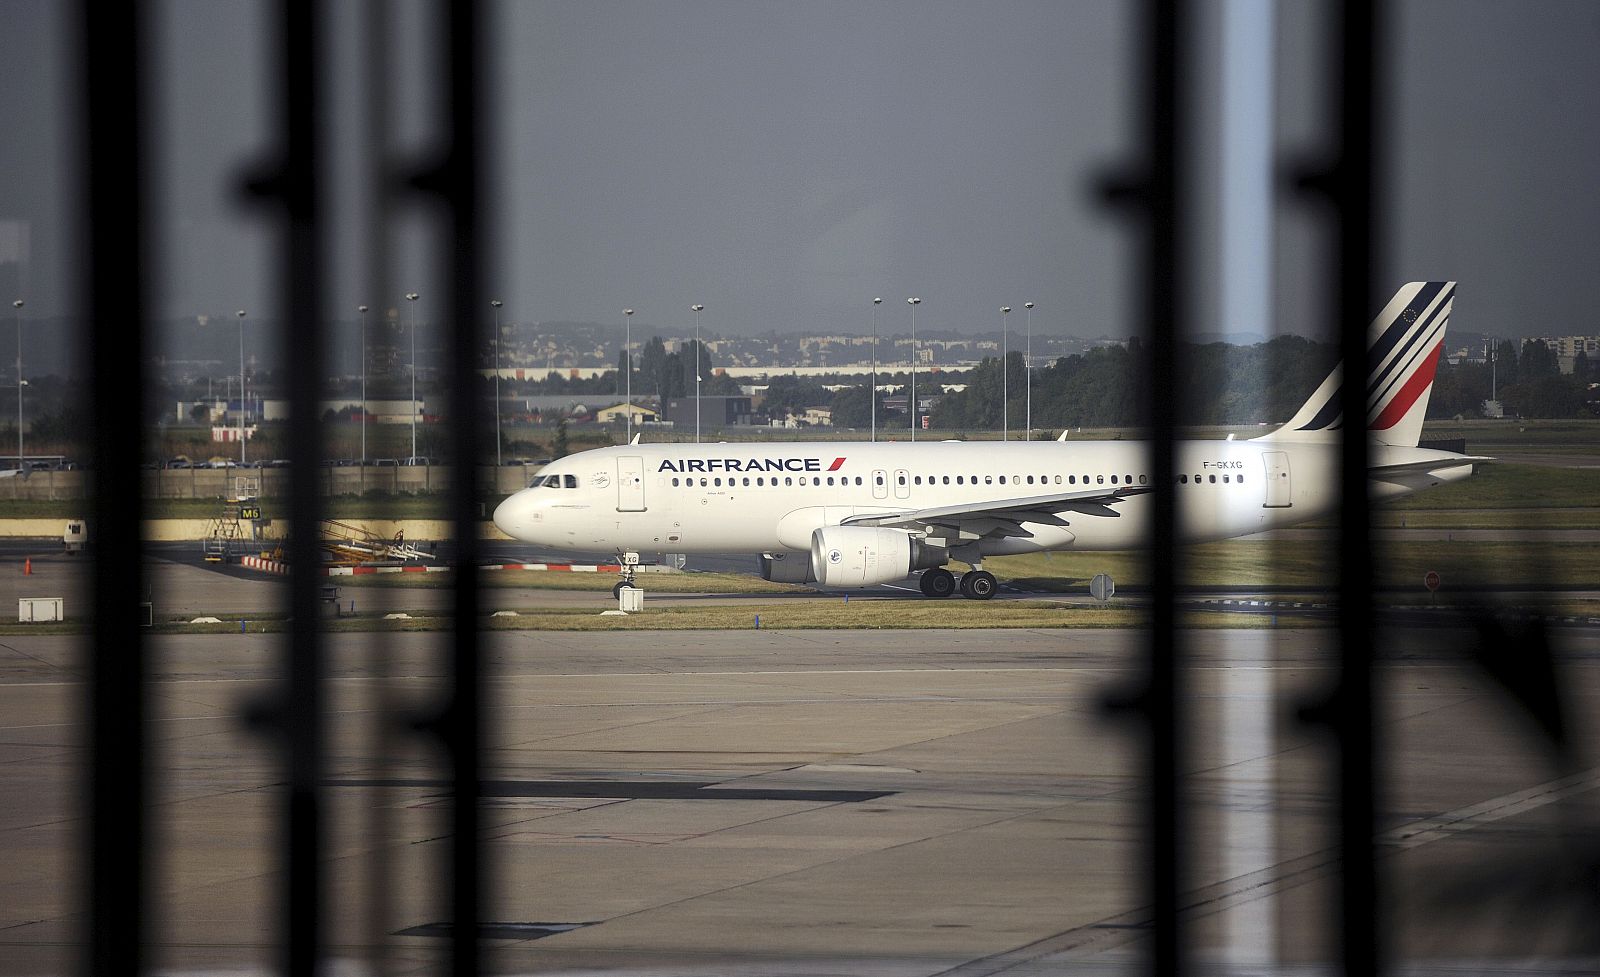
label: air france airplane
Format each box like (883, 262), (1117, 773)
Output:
(494, 282), (1484, 599)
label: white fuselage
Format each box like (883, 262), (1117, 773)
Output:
(492, 439), (1475, 558)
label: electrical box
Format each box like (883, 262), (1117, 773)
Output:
(18, 597), (64, 623)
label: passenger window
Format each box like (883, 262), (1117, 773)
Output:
(1139, 475), (1147, 485)
(1068, 475), (1076, 485)
(1238, 473), (1245, 484)
(564, 474), (578, 488)
(1026, 475), (1034, 485)
(1223, 474), (1230, 483)
(1054, 475), (1062, 484)
(785, 477), (793, 486)
(999, 475), (1006, 485)
(855, 476), (862, 485)
(1124, 474), (1132, 484)
(956, 476), (964, 485)
(984, 475), (993, 485)
(1209, 474), (1216, 483)
(1097, 475), (1104, 484)
(875, 474), (884, 485)
(714, 477), (722, 486)
(743, 477), (750, 486)
(942, 475), (950, 485)
(1111, 475), (1118, 485)
(1180, 474), (1187, 484)
(671, 477), (679, 486)
(827, 476), (835, 486)
(914, 476), (921, 485)
(756, 477), (764, 486)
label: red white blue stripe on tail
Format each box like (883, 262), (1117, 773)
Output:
(1266, 282), (1455, 448)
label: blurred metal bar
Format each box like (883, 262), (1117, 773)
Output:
(1295, 0), (1384, 972)
(80, 3), (150, 976)
(274, 1), (330, 972)
(407, 2), (487, 971)
(359, 4), (397, 971)
(1142, 2), (1188, 973)
(1102, 1), (1191, 973)
(1331, 1), (1382, 971)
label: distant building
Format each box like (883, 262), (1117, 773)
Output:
(594, 402), (658, 424)
(662, 395), (755, 427)
(801, 407), (833, 427)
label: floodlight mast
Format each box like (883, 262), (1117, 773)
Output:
(906, 298), (921, 440)
(624, 309), (635, 441)
(870, 298), (882, 441)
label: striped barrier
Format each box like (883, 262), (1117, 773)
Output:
(235, 560), (625, 577)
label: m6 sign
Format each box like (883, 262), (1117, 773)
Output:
(1423, 570), (1441, 593)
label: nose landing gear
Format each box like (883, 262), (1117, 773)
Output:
(613, 550), (642, 598)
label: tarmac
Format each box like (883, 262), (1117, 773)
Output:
(2, 620), (1598, 975)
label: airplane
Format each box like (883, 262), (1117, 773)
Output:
(493, 282), (1486, 600)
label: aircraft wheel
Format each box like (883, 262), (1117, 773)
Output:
(612, 579), (634, 599)
(960, 570), (998, 600)
(919, 567), (957, 598)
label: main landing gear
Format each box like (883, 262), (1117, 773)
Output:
(919, 566), (997, 600)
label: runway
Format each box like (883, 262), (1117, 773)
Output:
(2, 626), (1596, 974)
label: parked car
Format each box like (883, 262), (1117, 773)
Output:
(373, 458), (399, 467)
(401, 456), (435, 466)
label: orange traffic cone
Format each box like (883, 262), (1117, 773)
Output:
(23, 557), (31, 575)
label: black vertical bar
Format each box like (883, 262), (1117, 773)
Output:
(1144, 1), (1186, 974)
(1332, 1), (1381, 973)
(359, 4), (397, 971)
(433, 1), (486, 971)
(278, 1), (328, 974)
(81, 4), (148, 977)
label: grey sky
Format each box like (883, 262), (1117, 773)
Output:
(0, 0), (1597, 344)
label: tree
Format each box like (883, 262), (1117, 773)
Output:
(553, 418), (570, 458)
(1573, 349), (1591, 382)
(658, 352), (686, 399)
(829, 384), (877, 428)
(615, 349), (630, 396)
(1519, 339), (1559, 381)
(640, 337), (667, 396)
(762, 375), (832, 417)
(1501, 375), (1586, 418)
(1493, 339), (1520, 389)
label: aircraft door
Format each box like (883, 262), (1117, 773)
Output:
(1262, 451), (1291, 508)
(872, 469), (888, 500)
(893, 468), (910, 500)
(617, 455), (647, 511)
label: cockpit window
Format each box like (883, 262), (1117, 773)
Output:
(564, 474), (578, 488)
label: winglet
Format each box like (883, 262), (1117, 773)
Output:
(630, 433), (641, 445)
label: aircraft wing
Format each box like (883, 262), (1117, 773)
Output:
(1368, 455), (1492, 478)
(842, 486), (1151, 540)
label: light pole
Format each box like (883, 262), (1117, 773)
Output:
(12, 300), (22, 468)
(1025, 302), (1035, 441)
(1001, 306), (1011, 441)
(236, 310), (247, 467)
(491, 299), (504, 467)
(405, 292), (419, 460)
(690, 304), (704, 443)
(907, 297), (920, 441)
(623, 309), (635, 443)
(871, 297), (881, 442)
(357, 304), (369, 464)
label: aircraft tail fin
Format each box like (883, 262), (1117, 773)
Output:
(1263, 281), (1455, 448)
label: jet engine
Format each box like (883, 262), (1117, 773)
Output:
(758, 551), (816, 584)
(809, 526), (944, 588)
